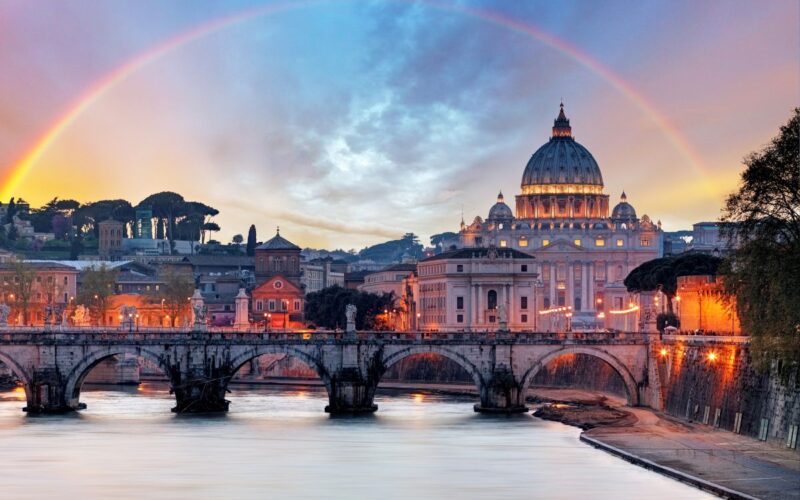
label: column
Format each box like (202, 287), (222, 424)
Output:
(508, 282), (515, 327)
(549, 263), (556, 307)
(581, 263), (589, 312)
(567, 262), (574, 311)
(589, 262), (595, 307)
(469, 284), (476, 331)
(475, 285), (482, 328)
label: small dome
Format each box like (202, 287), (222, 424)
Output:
(611, 191), (637, 221)
(487, 191), (513, 221)
(521, 104), (604, 189)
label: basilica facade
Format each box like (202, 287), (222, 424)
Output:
(455, 104), (663, 330)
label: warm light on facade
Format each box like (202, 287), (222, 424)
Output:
(521, 184), (604, 195)
(659, 348), (668, 357)
(542, 239), (549, 247)
(707, 352), (717, 362)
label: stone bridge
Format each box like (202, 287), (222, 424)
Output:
(0, 329), (665, 414)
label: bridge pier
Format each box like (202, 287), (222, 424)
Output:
(24, 369), (76, 413)
(324, 368), (377, 414)
(474, 369), (528, 414)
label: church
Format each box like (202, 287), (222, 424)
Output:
(447, 104), (663, 331)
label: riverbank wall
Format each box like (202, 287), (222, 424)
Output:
(657, 339), (799, 449)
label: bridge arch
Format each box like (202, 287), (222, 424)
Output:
(0, 349), (32, 402)
(379, 345), (484, 393)
(226, 346), (331, 393)
(64, 346), (172, 409)
(520, 346), (640, 406)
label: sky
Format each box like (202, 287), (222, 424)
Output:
(0, 0), (797, 250)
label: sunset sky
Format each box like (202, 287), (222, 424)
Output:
(0, 0), (797, 249)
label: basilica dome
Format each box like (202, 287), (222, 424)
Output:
(487, 191), (513, 221)
(611, 192), (637, 221)
(521, 104), (603, 192)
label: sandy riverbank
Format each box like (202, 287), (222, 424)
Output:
(529, 387), (800, 500)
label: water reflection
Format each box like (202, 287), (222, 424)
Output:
(0, 385), (710, 499)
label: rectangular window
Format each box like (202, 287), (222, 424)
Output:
(521, 264), (528, 272)
(595, 238), (605, 247)
(256, 300), (263, 311)
(294, 300), (301, 311)
(457, 314), (463, 323)
(475, 237), (483, 246)
(542, 239), (549, 247)
(521, 314), (528, 323)
(614, 297), (623, 310)
(544, 297), (551, 308)
(268, 300), (276, 311)
(519, 239), (528, 247)
(499, 240), (507, 248)
(641, 238), (650, 246)
(521, 296), (528, 310)
(456, 264), (463, 272)
(616, 239), (624, 247)
(573, 239), (582, 247)
(456, 296), (464, 310)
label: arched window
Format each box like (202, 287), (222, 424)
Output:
(487, 290), (498, 310)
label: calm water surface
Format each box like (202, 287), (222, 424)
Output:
(0, 384), (710, 499)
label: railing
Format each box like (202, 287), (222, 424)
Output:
(662, 334), (750, 344)
(0, 326), (660, 344)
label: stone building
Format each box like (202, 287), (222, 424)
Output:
(458, 104), (663, 330)
(255, 229), (301, 287)
(675, 275), (741, 334)
(405, 247), (538, 332)
(0, 261), (79, 325)
(301, 257), (345, 293)
(250, 275), (304, 330)
(98, 219), (125, 260)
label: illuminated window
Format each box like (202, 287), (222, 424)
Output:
(616, 239), (624, 247)
(499, 240), (507, 248)
(641, 238), (650, 246)
(574, 239), (582, 247)
(519, 238), (528, 247)
(595, 239), (605, 247)
(542, 239), (549, 247)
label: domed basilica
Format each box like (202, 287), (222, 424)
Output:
(458, 104), (662, 329)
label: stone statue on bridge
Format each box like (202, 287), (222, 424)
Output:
(497, 303), (509, 332)
(73, 305), (89, 327)
(0, 304), (10, 327)
(345, 304), (357, 334)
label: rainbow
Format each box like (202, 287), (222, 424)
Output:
(1, 0), (707, 201)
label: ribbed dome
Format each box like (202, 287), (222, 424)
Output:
(487, 191), (513, 221)
(611, 192), (637, 221)
(521, 104), (603, 189)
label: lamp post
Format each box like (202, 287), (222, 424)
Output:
(263, 312), (268, 332)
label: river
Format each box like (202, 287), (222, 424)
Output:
(0, 384), (711, 499)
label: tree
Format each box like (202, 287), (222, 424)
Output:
(624, 253), (722, 313)
(246, 224), (257, 256)
(2, 260), (36, 325)
(232, 234), (244, 245)
(77, 265), (118, 326)
(304, 285), (394, 330)
(201, 222), (220, 244)
(158, 269), (195, 327)
(720, 107), (800, 369)
(138, 192), (184, 241)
